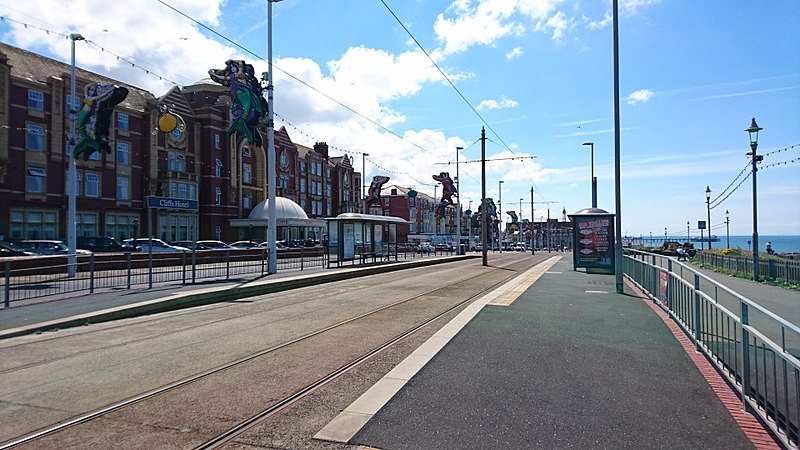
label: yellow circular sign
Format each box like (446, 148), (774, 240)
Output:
(158, 112), (178, 133)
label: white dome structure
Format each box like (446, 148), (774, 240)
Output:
(248, 197), (308, 221)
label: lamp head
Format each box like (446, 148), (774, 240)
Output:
(705, 185), (711, 200)
(582, 141), (593, 147)
(746, 117), (762, 146)
(69, 33), (85, 41)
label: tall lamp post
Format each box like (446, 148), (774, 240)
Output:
(705, 186), (712, 250)
(687, 221), (690, 242)
(265, 0), (283, 274)
(725, 210), (730, 249)
(456, 146), (462, 254)
(362, 152), (369, 212)
(67, 33), (85, 277)
(746, 117), (763, 281)
(498, 180), (503, 251)
(582, 142), (597, 208)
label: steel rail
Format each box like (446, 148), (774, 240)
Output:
(0, 257), (533, 449)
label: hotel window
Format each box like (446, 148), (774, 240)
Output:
(327, 202), (332, 216)
(326, 168), (331, 179)
(189, 184), (197, 200)
(279, 175), (289, 189)
(26, 124), (45, 151)
(77, 213), (98, 237)
(300, 179), (306, 193)
(26, 167), (46, 193)
(10, 210), (58, 239)
(215, 187), (222, 205)
(28, 90), (44, 111)
(243, 192), (252, 209)
(300, 198), (306, 209)
(117, 112), (129, 131)
(168, 152), (185, 172)
(117, 176), (130, 200)
(215, 159), (222, 177)
(214, 133), (221, 149)
(326, 183), (331, 197)
(243, 146), (251, 157)
(243, 164), (252, 184)
(65, 95), (81, 115)
(300, 161), (306, 173)
(85, 173), (100, 197)
(106, 214), (138, 240)
(117, 142), (130, 165)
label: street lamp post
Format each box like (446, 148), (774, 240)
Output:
(265, 0), (283, 274)
(582, 142), (597, 208)
(362, 152), (369, 212)
(456, 146), (462, 254)
(498, 180), (503, 252)
(687, 221), (690, 242)
(705, 186), (712, 250)
(519, 198), (523, 245)
(726, 210), (730, 249)
(67, 33), (85, 277)
(746, 118), (763, 281)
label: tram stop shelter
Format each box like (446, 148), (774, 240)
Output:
(325, 213), (408, 267)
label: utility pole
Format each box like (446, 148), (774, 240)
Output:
(481, 127), (487, 266)
(530, 187), (535, 254)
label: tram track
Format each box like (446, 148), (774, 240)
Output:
(1, 255), (542, 449)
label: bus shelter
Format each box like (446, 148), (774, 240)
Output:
(325, 213), (408, 267)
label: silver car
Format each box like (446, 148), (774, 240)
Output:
(123, 238), (189, 252)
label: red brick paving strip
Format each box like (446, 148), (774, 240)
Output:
(625, 277), (784, 450)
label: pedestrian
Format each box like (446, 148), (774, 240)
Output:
(766, 241), (774, 255)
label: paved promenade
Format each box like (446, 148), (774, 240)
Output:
(0, 254), (786, 448)
(320, 257), (779, 449)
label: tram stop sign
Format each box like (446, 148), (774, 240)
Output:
(408, 189), (417, 198)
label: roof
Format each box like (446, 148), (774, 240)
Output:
(325, 213), (408, 224)
(0, 42), (156, 113)
(248, 197), (308, 221)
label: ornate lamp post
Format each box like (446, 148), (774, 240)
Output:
(67, 33), (85, 277)
(362, 152), (369, 212)
(265, 0), (283, 274)
(746, 118), (763, 281)
(725, 209), (730, 249)
(705, 186), (712, 250)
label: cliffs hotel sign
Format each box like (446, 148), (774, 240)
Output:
(146, 196), (199, 211)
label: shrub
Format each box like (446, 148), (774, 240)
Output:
(722, 248), (743, 256)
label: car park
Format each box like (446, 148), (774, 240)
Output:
(123, 238), (189, 252)
(15, 240), (92, 255)
(76, 236), (138, 252)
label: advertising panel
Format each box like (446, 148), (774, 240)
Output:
(571, 212), (615, 274)
(343, 223), (355, 260)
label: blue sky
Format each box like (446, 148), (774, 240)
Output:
(1, 0), (798, 238)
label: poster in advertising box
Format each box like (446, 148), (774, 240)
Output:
(570, 211), (615, 274)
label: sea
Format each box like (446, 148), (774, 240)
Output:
(637, 235), (800, 253)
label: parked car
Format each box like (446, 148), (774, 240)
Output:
(170, 241), (210, 251)
(0, 241), (39, 256)
(417, 243), (435, 253)
(230, 240), (261, 249)
(76, 236), (138, 252)
(435, 243), (453, 252)
(196, 240), (235, 250)
(15, 240), (92, 255)
(123, 238), (189, 252)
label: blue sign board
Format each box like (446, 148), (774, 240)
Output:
(146, 196), (199, 211)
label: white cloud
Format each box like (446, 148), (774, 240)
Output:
(626, 89), (655, 105)
(476, 96), (519, 110)
(505, 46), (523, 59)
(433, 0), (566, 55)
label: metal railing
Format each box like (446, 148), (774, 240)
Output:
(697, 251), (800, 284)
(624, 249), (800, 448)
(1, 248), (326, 308)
